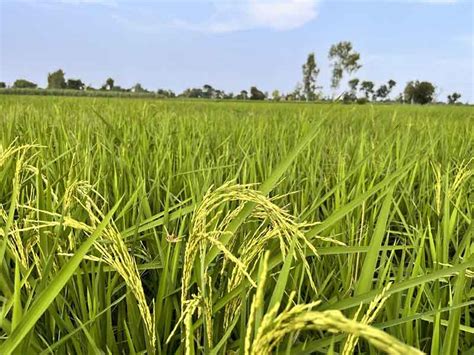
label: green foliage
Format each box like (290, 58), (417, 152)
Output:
(404, 81), (436, 104)
(447, 92), (461, 104)
(0, 97), (472, 354)
(302, 52), (320, 101)
(374, 84), (389, 101)
(0, 82), (6, 89)
(250, 86), (265, 100)
(66, 79), (85, 90)
(271, 89), (281, 101)
(359, 80), (374, 99)
(105, 77), (114, 90)
(236, 90), (248, 100)
(132, 83), (146, 93)
(328, 41), (362, 89)
(47, 69), (66, 89)
(13, 79), (37, 89)
(348, 78), (359, 92)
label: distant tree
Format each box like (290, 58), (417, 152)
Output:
(181, 87), (203, 98)
(386, 80), (397, 100)
(302, 52), (320, 101)
(328, 41), (362, 92)
(346, 78), (359, 102)
(13, 79), (37, 89)
(272, 89), (281, 101)
(388, 79), (396, 90)
(224, 92), (234, 99)
(291, 82), (304, 101)
(348, 78), (359, 92)
(105, 78), (114, 91)
(202, 84), (215, 99)
(404, 81), (435, 105)
(0, 82), (6, 88)
(66, 79), (85, 90)
(157, 89), (175, 98)
(374, 84), (389, 101)
(47, 69), (66, 89)
(132, 83), (146, 93)
(359, 80), (374, 99)
(250, 86), (265, 100)
(447, 92), (461, 104)
(237, 90), (248, 100)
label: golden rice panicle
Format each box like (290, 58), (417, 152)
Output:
(249, 306), (423, 355)
(343, 282), (393, 354)
(71, 187), (157, 353)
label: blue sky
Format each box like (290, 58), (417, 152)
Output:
(1, 0), (473, 102)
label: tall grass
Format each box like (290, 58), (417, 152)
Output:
(0, 96), (472, 354)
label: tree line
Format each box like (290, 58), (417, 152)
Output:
(0, 41), (464, 104)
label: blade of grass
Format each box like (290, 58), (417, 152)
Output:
(0, 198), (122, 355)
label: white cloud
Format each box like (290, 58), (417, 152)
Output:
(112, 0), (320, 33)
(173, 0), (320, 33)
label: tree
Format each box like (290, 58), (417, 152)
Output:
(237, 90), (248, 100)
(47, 69), (66, 89)
(203, 84), (215, 99)
(132, 83), (146, 93)
(181, 87), (203, 98)
(341, 78), (359, 103)
(291, 82), (304, 101)
(272, 90), (281, 101)
(348, 78), (359, 92)
(447, 92), (461, 104)
(359, 81), (374, 99)
(388, 79), (396, 90)
(0, 82), (6, 88)
(13, 79), (37, 89)
(250, 86), (265, 100)
(302, 52), (320, 101)
(66, 79), (85, 90)
(105, 78), (114, 91)
(374, 84), (389, 101)
(404, 81), (435, 105)
(328, 41), (362, 91)
(157, 89), (175, 98)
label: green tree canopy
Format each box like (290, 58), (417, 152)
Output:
(302, 53), (320, 101)
(359, 81), (374, 99)
(328, 41), (362, 90)
(404, 81), (435, 104)
(250, 86), (265, 100)
(13, 79), (37, 89)
(47, 69), (66, 89)
(106, 78), (114, 90)
(447, 92), (461, 104)
(66, 79), (85, 90)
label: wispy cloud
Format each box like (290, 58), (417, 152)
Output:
(200, 0), (320, 33)
(111, 0), (320, 34)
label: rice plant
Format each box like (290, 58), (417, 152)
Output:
(0, 96), (472, 354)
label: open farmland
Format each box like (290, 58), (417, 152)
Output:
(0, 96), (473, 354)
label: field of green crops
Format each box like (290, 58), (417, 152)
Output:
(0, 96), (472, 354)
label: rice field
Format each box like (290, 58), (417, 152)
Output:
(0, 95), (473, 354)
